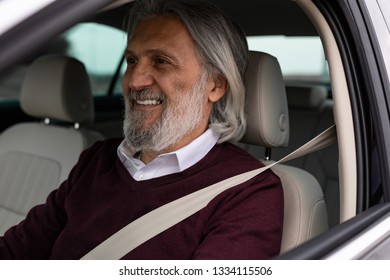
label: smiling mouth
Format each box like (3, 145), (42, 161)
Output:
(135, 99), (164, 105)
(130, 88), (166, 107)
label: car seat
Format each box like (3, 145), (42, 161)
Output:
(240, 84), (339, 228)
(241, 51), (329, 253)
(284, 85), (339, 227)
(0, 55), (104, 235)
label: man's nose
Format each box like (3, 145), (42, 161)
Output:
(126, 62), (154, 90)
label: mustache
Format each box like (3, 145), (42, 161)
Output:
(129, 88), (166, 103)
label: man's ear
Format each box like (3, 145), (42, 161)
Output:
(208, 75), (228, 103)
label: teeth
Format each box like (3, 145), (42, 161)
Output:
(136, 99), (162, 105)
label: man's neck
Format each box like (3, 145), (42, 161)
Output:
(139, 150), (159, 165)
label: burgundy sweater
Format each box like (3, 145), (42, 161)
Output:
(0, 139), (283, 260)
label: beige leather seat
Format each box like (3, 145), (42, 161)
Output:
(284, 85), (339, 227)
(0, 55), (104, 235)
(240, 84), (339, 228)
(240, 51), (329, 253)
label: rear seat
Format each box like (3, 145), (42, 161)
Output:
(238, 85), (339, 228)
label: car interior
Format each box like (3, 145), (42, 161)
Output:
(0, 0), (358, 257)
(242, 50), (328, 253)
(0, 55), (104, 234)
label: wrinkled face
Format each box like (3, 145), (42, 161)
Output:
(122, 16), (221, 153)
(122, 71), (208, 153)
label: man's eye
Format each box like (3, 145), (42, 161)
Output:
(126, 57), (137, 64)
(156, 58), (169, 64)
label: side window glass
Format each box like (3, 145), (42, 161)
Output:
(247, 36), (329, 84)
(63, 23), (127, 96)
(0, 23), (127, 102)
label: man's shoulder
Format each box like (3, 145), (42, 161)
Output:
(207, 142), (282, 183)
(211, 142), (263, 165)
(194, 142), (267, 178)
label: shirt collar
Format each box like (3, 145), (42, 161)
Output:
(117, 128), (219, 180)
(174, 128), (219, 171)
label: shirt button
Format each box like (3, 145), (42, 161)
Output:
(139, 173), (144, 180)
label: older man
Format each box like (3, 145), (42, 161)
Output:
(0, 0), (283, 259)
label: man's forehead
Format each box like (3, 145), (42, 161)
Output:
(126, 16), (198, 58)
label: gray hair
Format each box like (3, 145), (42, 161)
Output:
(126, 0), (248, 143)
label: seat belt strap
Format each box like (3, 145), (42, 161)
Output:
(81, 125), (337, 260)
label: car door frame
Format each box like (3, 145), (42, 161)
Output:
(278, 0), (390, 259)
(0, 0), (115, 76)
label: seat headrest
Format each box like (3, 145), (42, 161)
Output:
(20, 55), (94, 124)
(286, 85), (328, 110)
(241, 51), (289, 147)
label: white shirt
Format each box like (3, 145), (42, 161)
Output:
(117, 129), (219, 181)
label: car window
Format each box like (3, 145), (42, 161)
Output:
(0, 23), (126, 102)
(247, 36), (329, 84)
(63, 23), (127, 96)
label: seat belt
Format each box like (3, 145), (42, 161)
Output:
(81, 125), (337, 260)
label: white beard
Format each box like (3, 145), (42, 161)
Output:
(123, 72), (207, 153)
